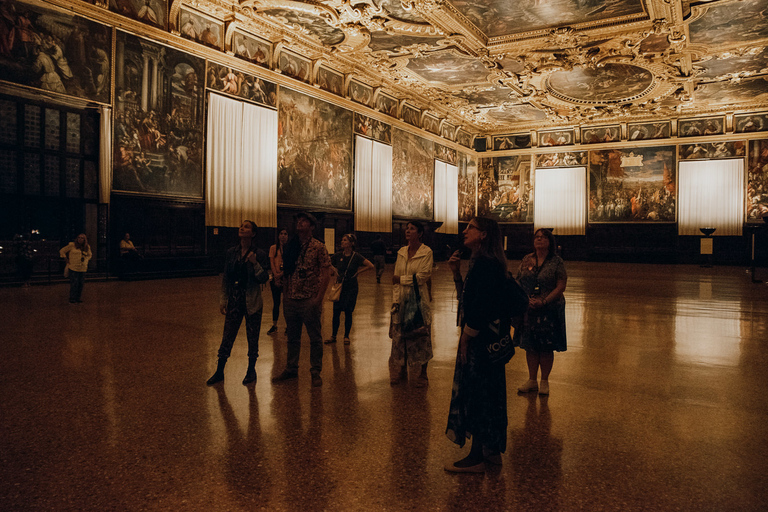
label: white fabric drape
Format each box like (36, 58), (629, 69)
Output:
(678, 159), (744, 236)
(533, 167), (587, 235)
(354, 135), (392, 232)
(206, 93), (277, 228)
(99, 105), (112, 204)
(434, 160), (459, 234)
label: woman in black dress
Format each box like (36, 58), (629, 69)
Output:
(515, 228), (567, 396)
(445, 217), (511, 473)
(325, 233), (374, 345)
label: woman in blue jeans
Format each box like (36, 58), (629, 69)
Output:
(60, 234), (91, 303)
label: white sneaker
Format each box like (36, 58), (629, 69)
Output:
(518, 379), (538, 393)
(539, 380), (550, 395)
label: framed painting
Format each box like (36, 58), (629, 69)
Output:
(747, 139), (768, 221)
(317, 66), (344, 96)
(456, 129), (473, 149)
(423, 114), (440, 135)
(113, 32), (205, 198)
(628, 121), (670, 141)
(581, 125), (621, 144)
(392, 128), (434, 219)
(85, 0), (166, 30)
(375, 92), (399, 117)
(179, 5), (223, 51)
(588, 146), (676, 222)
(349, 80), (373, 107)
(232, 29), (271, 68)
(354, 112), (391, 145)
(0, 0), (112, 104)
(441, 122), (456, 141)
(536, 152), (587, 168)
(539, 129), (574, 147)
(679, 141), (745, 160)
(493, 133), (531, 150)
(435, 143), (457, 165)
(458, 153), (477, 222)
(402, 104), (420, 128)
(206, 62), (277, 108)
(278, 88), (353, 210)
(278, 51), (311, 83)
(678, 117), (724, 137)
(735, 113), (768, 133)
(477, 156), (533, 223)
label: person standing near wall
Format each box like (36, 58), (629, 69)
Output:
(206, 220), (270, 386)
(267, 228), (289, 335)
(370, 234), (387, 284)
(60, 233), (91, 304)
(272, 212), (331, 387)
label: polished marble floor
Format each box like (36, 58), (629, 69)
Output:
(1, 261), (767, 511)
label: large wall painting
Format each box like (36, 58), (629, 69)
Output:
(539, 129), (574, 147)
(628, 121), (670, 140)
(678, 117), (724, 137)
(493, 133), (531, 150)
(0, 0), (112, 104)
(536, 152), (587, 168)
(353, 112), (391, 144)
(582, 125), (620, 144)
(392, 128), (433, 219)
(588, 147), (676, 222)
(735, 113), (768, 133)
(113, 32), (205, 197)
(478, 156), (532, 223)
(747, 139), (768, 221)
(278, 88), (353, 210)
(232, 29), (271, 68)
(179, 6), (223, 51)
(317, 66), (344, 96)
(206, 62), (277, 108)
(458, 153), (476, 222)
(85, 0), (166, 30)
(679, 141), (745, 160)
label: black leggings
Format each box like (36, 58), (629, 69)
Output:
(331, 305), (354, 338)
(270, 281), (282, 323)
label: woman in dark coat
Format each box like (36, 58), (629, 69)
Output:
(445, 217), (511, 473)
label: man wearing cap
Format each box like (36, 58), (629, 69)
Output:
(272, 212), (332, 387)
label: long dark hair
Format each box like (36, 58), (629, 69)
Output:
(472, 217), (507, 272)
(534, 228), (556, 258)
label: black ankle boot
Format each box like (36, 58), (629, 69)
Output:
(242, 358), (257, 385)
(206, 358), (226, 386)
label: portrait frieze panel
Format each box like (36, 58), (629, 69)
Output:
(278, 88), (353, 210)
(0, 0), (112, 104)
(539, 129), (574, 147)
(375, 92), (399, 118)
(493, 133), (532, 150)
(180, 6), (223, 51)
(349, 80), (373, 107)
(458, 152), (477, 222)
(678, 117), (724, 137)
(354, 112), (391, 145)
(456, 129), (473, 149)
(402, 104), (420, 128)
(113, 32), (205, 198)
(84, 0), (166, 30)
(422, 114), (440, 136)
(735, 113), (768, 133)
(278, 50), (311, 83)
(582, 125), (621, 144)
(628, 121), (670, 141)
(206, 62), (277, 108)
(747, 139), (768, 221)
(536, 152), (587, 169)
(317, 66), (344, 96)
(478, 156), (532, 223)
(679, 141), (745, 160)
(392, 128), (434, 219)
(232, 29), (272, 68)
(440, 122), (456, 141)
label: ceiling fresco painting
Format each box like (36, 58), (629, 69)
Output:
(49, 0), (768, 138)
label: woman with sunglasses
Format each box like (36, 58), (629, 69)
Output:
(60, 233), (92, 303)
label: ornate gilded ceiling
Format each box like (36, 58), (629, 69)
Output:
(183, 0), (768, 137)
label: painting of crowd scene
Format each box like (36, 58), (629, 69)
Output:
(423, 115), (441, 136)
(232, 29), (271, 68)
(402, 104), (420, 128)
(493, 133), (531, 150)
(678, 117), (724, 137)
(441, 122), (455, 141)
(349, 80), (373, 107)
(588, 147), (676, 223)
(206, 62), (277, 108)
(0, 0), (111, 104)
(458, 153), (477, 222)
(628, 121), (670, 140)
(392, 128), (434, 219)
(435, 144), (457, 165)
(536, 152), (587, 168)
(353, 112), (391, 145)
(317, 66), (344, 96)
(375, 92), (398, 117)
(456, 129), (473, 149)
(179, 6), (222, 50)
(747, 139), (768, 221)
(277, 89), (353, 210)
(278, 51), (311, 83)
(679, 141), (745, 160)
(735, 113), (768, 133)
(85, 0), (166, 30)
(582, 125), (620, 144)
(113, 33), (205, 197)
(478, 156), (533, 223)
(539, 129), (574, 147)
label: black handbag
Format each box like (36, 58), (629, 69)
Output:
(401, 273), (428, 337)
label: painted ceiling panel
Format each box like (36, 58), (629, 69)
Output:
(406, 52), (491, 85)
(688, 0), (768, 47)
(368, 32), (443, 52)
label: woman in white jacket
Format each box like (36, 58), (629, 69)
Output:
(389, 220), (433, 386)
(60, 233), (92, 303)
